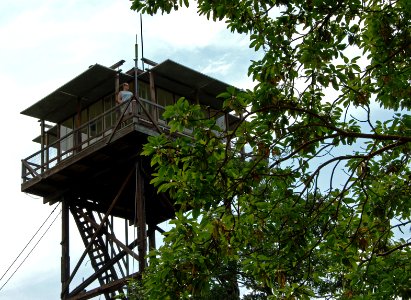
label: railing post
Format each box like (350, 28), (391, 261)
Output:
(45, 132), (49, 170)
(149, 72), (157, 123)
(57, 124), (61, 163)
(75, 97), (82, 154)
(132, 99), (138, 124)
(21, 159), (26, 182)
(40, 120), (45, 173)
(148, 224), (156, 251)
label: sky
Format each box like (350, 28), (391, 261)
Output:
(0, 1), (258, 299)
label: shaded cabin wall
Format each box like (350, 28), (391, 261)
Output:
(39, 82), (145, 153)
(38, 80), (232, 154)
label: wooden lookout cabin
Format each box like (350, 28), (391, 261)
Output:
(20, 58), (238, 299)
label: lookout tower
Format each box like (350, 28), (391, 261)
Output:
(20, 57), (238, 299)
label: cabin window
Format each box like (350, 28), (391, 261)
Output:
(89, 100), (104, 136)
(138, 81), (154, 120)
(211, 109), (227, 131)
(60, 117), (74, 155)
(157, 88), (174, 122)
(104, 94), (116, 129)
(138, 81), (150, 101)
(216, 113), (227, 131)
(201, 105), (211, 119)
(79, 109), (89, 147)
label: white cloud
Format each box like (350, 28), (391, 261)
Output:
(201, 56), (233, 76)
(142, 5), (226, 49)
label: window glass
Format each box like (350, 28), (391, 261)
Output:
(60, 117), (74, 153)
(138, 81), (154, 119)
(104, 94), (116, 128)
(157, 88), (174, 107)
(201, 105), (210, 119)
(80, 109), (88, 147)
(89, 100), (103, 136)
(138, 81), (151, 101)
(157, 88), (174, 121)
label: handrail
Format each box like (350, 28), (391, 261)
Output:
(21, 98), (230, 185)
(21, 98), (166, 183)
(106, 98), (134, 145)
(136, 97), (163, 134)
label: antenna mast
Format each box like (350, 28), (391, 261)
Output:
(134, 34), (139, 99)
(140, 13), (145, 71)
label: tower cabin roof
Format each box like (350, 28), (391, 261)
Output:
(21, 64), (133, 123)
(20, 59), (234, 124)
(137, 59), (232, 111)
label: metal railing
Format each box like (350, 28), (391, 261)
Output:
(21, 98), (166, 184)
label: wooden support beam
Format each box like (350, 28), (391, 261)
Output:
(61, 199), (70, 300)
(106, 100), (133, 145)
(136, 162), (147, 272)
(136, 97), (163, 134)
(148, 224), (156, 250)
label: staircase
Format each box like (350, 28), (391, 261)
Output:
(70, 205), (124, 299)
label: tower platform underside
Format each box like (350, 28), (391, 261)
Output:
(21, 123), (175, 226)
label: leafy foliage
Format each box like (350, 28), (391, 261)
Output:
(131, 0), (411, 299)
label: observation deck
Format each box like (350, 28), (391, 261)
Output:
(21, 59), (239, 226)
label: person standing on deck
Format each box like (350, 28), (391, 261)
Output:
(116, 82), (134, 109)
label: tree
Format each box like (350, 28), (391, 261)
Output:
(130, 0), (411, 299)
